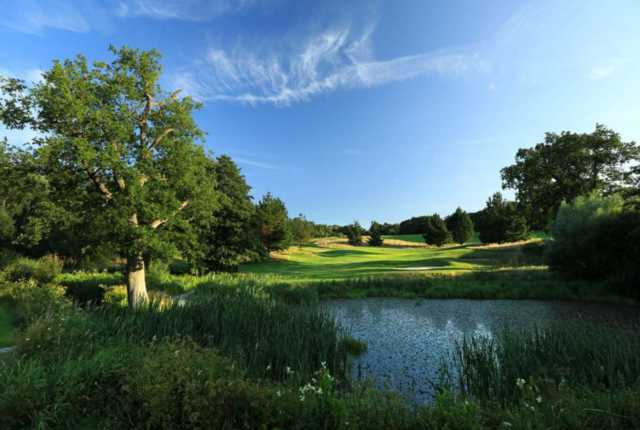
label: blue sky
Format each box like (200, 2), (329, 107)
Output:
(2, 0), (640, 225)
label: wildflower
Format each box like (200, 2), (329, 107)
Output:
(276, 390), (281, 397)
(516, 378), (526, 389)
(536, 396), (542, 404)
(285, 366), (293, 375)
(266, 364), (271, 371)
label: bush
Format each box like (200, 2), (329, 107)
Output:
(423, 215), (451, 246)
(0, 279), (69, 325)
(547, 194), (640, 292)
(2, 257), (61, 284)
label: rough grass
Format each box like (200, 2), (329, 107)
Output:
(0, 302), (16, 347)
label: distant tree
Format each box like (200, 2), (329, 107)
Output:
(501, 125), (640, 229)
(445, 207), (474, 244)
(290, 213), (315, 247)
(399, 216), (431, 235)
(379, 222), (400, 235)
(475, 193), (528, 244)
(344, 221), (364, 246)
(1, 47), (216, 307)
(254, 193), (291, 254)
(423, 214), (451, 247)
(368, 221), (384, 246)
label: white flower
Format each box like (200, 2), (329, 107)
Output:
(516, 378), (526, 389)
(285, 366), (293, 375)
(536, 396), (542, 404)
(276, 390), (281, 397)
(502, 423), (512, 428)
(266, 364), (271, 371)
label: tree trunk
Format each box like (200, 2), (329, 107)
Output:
(126, 253), (149, 308)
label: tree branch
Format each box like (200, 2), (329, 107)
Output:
(149, 200), (189, 230)
(139, 92), (152, 149)
(85, 168), (113, 200)
(150, 128), (175, 149)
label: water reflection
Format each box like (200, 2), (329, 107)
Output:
(325, 298), (639, 404)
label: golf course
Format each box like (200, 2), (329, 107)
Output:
(242, 234), (544, 280)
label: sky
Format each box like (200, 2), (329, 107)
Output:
(2, 0), (640, 226)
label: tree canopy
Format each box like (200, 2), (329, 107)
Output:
(501, 124), (639, 229)
(254, 193), (291, 253)
(422, 214), (450, 247)
(445, 208), (474, 245)
(1, 46), (216, 306)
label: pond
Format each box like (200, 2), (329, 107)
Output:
(325, 298), (640, 404)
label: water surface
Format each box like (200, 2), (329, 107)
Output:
(325, 298), (639, 404)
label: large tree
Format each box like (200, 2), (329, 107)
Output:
(501, 124), (640, 229)
(1, 46), (215, 307)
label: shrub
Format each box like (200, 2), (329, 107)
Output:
(103, 285), (128, 307)
(446, 208), (475, 244)
(547, 194), (640, 292)
(367, 222), (384, 246)
(2, 257), (61, 284)
(1, 280), (69, 325)
(423, 215), (451, 246)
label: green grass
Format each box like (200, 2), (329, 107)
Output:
(0, 302), (16, 347)
(241, 237), (544, 281)
(382, 234), (428, 243)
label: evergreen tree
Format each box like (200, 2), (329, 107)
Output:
(179, 155), (255, 272)
(445, 207), (474, 245)
(289, 214), (314, 247)
(344, 221), (364, 246)
(368, 221), (384, 246)
(476, 193), (528, 244)
(254, 193), (291, 254)
(423, 214), (451, 247)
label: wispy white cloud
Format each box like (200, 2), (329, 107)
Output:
(233, 157), (278, 169)
(589, 65), (616, 80)
(0, 1), (89, 34)
(173, 25), (489, 106)
(116, 0), (255, 21)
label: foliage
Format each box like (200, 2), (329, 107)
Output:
(0, 279), (69, 325)
(475, 193), (528, 244)
(501, 124), (640, 229)
(254, 193), (292, 254)
(399, 216), (430, 235)
(445, 207), (474, 244)
(1, 46), (217, 307)
(546, 194), (640, 292)
(367, 221), (384, 246)
(1, 257), (61, 284)
(422, 214), (451, 247)
(290, 214), (315, 247)
(344, 221), (364, 246)
(179, 155), (256, 272)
